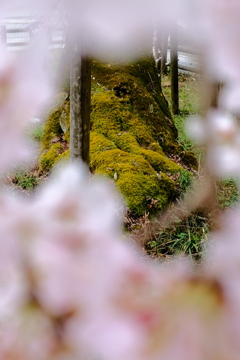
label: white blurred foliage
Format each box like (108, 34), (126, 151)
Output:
(29, 0), (189, 61)
(0, 161), (132, 359)
(0, 43), (50, 171)
(187, 110), (240, 176)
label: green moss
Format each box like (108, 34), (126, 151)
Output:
(91, 148), (176, 216)
(40, 58), (197, 216)
(117, 173), (167, 216)
(149, 142), (163, 153)
(139, 149), (182, 173)
(90, 132), (117, 155)
(127, 119), (155, 146)
(91, 149), (153, 174)
(91, 91), (132, 134)
(41, 110), (63, 151)
(60, 98), (70, 142)
(39, 143), (63, 173)
(41, 97), (70, 151)
(91, 90), (156, 148)
(56, 149), (70, 163)
(106, 132), (181, 174)
(91, 58), (181, 153)
(158, 172), (176, 195)
(107, 132), (140, 153)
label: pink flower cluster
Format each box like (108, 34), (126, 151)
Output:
(2, 161), (240, 360)
(0, 44), (50, 172)
(1, 164), (240, 360)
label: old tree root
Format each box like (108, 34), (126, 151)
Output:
(40, 57), (197, 217)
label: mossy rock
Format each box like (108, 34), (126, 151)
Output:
(139, 149), (182, 173)
(40, 57), (197, 216)
(117, 173), (174, 216)
(91, 58), (179, 153)
(90, 131), (117, 154)
(39, 144), (70, 173)
(91, 148), (176, 216)
(41, 95), (70, 151)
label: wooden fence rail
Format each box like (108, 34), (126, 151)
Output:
(0, 19), (201, 115)
(0, 21), (200, 75)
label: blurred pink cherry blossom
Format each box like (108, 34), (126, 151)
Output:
(0, 43), (50, 171)
(187, 110), (240, 176)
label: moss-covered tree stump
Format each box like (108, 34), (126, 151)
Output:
(40, 57), (197, 216)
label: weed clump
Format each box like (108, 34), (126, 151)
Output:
(11, 170), (39, 190)
(29, 124), (45, 143)
(145, 211), (210, 261)
(39, 144), (69, 173)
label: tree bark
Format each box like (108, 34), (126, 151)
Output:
(70, 44), (91, 165)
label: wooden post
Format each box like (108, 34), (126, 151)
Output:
(70, 43), (91, 165)
(170, 22), (179, 115)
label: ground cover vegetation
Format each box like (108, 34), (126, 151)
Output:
(145, 72), (239, 260)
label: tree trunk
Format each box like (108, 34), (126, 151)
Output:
(70, 44), (91, 165)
